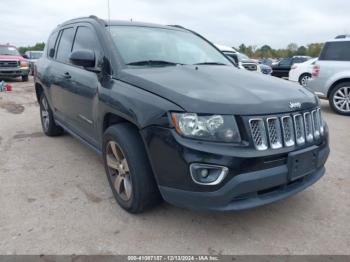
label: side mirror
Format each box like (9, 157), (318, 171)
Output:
(22, 54), (29, 59)
(70, 50), (95, 68)
(49, 48), (55, 58)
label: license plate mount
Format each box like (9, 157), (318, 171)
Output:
(287, 146), (318, 181)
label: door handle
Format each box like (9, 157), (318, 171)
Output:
(63, 72), (71, 79)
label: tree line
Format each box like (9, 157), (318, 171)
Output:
(236, 43), (324, 59)
(18, 42), (45, 55)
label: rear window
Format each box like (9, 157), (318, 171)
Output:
(319, 41), (350, 61)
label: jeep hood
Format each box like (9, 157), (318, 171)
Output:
(119, 65), (317, 115)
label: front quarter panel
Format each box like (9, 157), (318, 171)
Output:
(98, 78), (183, 135)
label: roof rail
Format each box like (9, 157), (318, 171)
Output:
(167, 25), (187, 30)
(57, 15), (106, 27)
(335, 34), (350, 39)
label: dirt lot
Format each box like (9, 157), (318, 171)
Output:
(0, 77), (349, 255)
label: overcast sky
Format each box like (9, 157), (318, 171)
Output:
(0, 0), (349, 48)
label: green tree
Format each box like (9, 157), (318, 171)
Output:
(296, 46), (307, 55)
(18, 42), (45, 55)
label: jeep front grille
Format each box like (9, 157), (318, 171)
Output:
(249, 108), (324, 151)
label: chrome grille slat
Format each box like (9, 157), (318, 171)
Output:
(317, 108), (324, 135)
(249, 119), (268, 151)
(281, 116), (295, 147)
(312, 110), (320, 139)
(303, 112), (313, 142)
(293, 114), (305, 145)
(266, 117), (282, 149)
(248, 108), (324, 150)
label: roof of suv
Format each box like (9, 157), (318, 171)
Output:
(327, 35), (350, 42)
(59, 16), (186, 31)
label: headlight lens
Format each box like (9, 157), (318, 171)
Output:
(20, 61), (29, 68)
(171, 113), (241, 143)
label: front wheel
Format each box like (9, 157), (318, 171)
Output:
(103, 123), (161, 213)
(39, 94), (64, 136)
(22, 75), (29, 82)
(329, 82), (350, 116)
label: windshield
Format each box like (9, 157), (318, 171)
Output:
(30, 52), (43, 59)
(108, 26), (231, 66)
(0, 46), (20, 56)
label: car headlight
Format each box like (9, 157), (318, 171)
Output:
(20, 61), (29, 68)
(171, 113), (241, 143)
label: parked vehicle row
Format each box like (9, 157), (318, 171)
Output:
(215, 44), (272, 75)
(271, 56), (311, 78)
(34, 16), (329, 213)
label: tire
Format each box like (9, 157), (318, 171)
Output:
(103, 123), (161, 213)
(22, 75), (29, 82)
(329, 82), (350, 116)
(298, 73), (311, 87)
(39, 94), (64, 136)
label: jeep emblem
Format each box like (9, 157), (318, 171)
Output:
(289, 102), (301, 109)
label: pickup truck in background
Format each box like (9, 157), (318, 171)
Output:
(0, 44), (29, 81)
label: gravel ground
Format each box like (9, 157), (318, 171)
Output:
(0, 77), (349, 255)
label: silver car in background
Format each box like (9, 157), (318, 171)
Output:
(24, 50), (43, 75)
(307, 35), (350, 115)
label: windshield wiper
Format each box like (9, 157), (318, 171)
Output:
(193, 62), (228, 65)
(126, 60), (182, 66)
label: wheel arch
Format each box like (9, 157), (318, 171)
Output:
(327, 78), (350, 98)
(35, 82), (44, 102)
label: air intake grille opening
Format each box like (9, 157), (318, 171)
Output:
(249, 119), (268, 150)
(248, 108), (323, 150)
(281, 116), (295, 147)
(266, 118), (282, 149)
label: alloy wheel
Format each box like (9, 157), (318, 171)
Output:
(106, 141), (132, 201)
(300, 75), (310, 87)
(333, 86), (350, 113)
(41, 97), (50, 131)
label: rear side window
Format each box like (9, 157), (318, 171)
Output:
(72, 26), (99, 52)
(47, 31), (59, 58)
(293, 57), (308, 63)
(319, 41), (350, 61)
(279, 58), (292, 66)
(56, 27), (75, 63)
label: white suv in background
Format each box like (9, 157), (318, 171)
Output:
(307, 35), (350, 115)
(289, 57), (317, 87)
(215, 44), (262, 73)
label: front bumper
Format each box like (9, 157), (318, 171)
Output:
(0, 67), (29, 77)
(142, 124), (329, 212)
(160, 165), (326, 212)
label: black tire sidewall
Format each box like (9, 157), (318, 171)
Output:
(103, 133), (134, 210)
(39, 94), (63, 136)
(102, 124), (160, 213)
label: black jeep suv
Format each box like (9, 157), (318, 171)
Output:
(34, 16), (329, 213)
